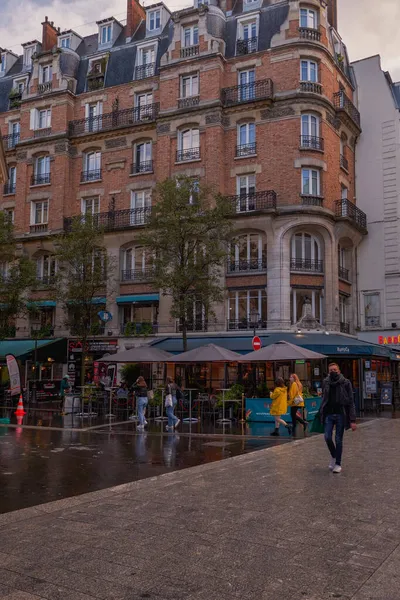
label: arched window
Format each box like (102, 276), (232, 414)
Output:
(228, 233), (266, 273)
(291, 232), (323, 272)
(122, 246), (150, 281)
(237, 122), (256, 156)
(132, 141), (153, 174)
(300, 114), (322, 150)
(83, 151), (101, 182)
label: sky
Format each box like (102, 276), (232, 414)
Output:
(0, 0), (400, 80)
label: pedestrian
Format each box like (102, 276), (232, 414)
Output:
(59, 374), (71, 412)
(270, 377), (292, 436)
(131, 376), (149, 431)
(288, 373), (308, 435)
(320, 363), (357, 473)
(165, 376), (180, 431)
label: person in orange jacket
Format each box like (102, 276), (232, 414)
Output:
(270, 378), (292, 436)
(288, 373), (308, 435)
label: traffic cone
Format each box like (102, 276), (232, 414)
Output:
(15, 395), (26, 417)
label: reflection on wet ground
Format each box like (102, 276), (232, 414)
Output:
(0, 427), (290, 514)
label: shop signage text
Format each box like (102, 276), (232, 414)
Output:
(378, 336), (400, 345)
(336, 346), (350, 353)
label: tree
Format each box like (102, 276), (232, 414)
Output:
(137, 177), (234, 351)
(55, 216), (115, 385)
(0, 212), (35, 339)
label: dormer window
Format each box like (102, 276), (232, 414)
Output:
(148, 9), (161, 32)
(0, 55), (5, 73)
(101, 24), (112, 45)
(300, 7), (318, 29)
(183, 25), (199, 48)
(41, 64), (52, 84)
(236, 18), (258, 55)
(60, 37), (71, 49)
(23, 46), (34, 67)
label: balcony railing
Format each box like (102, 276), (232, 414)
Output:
(335, 199), (367, 231)
(290, 258), (324, 273)
(68, 103), (159, 137)
(131, 161), (153, 175)
(34, 127), (51, 139)
(31, 173), (51, 186)
(227, 258), (267, 274)
(333, 91), (361, 129)
(3, 182), (16, 195)
(298, 27), (321, 41)
(300, 194), (323, 207)
(340, 154), (349, 171)
(121, 269), (154, 282)
(176, 320), (208, 333)
(300, 135), (324, 151)
(36, 275), (57, 287)
(300, 81), (323, 94)
(180, 45), (199, 58)
(236, 37), (258, 55)
(30, 223), (48, 233)
(176, 147), (200, 162)
(338, 265), (350, 281)
(227, 318), (267, 331)
(38, 81), (52, 94)
(87, 74), (105, 92)
(228, 190), (277, 213)
(121, 321), (158, 336)
(365, 316), (380, 327)
(2, 133), (20, 149)
(221, 79), (273, 106)
(340, 322), (350, 334)
(64, 207), (152, 232)
(236, 143), (257, 157)
(81, 169), (102, 183)
(178, 96), (200, 109)
(135, 63), (156, 80)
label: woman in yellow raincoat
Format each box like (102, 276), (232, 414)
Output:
(270, 377), (291, 436)
(288, 373), (308, 435)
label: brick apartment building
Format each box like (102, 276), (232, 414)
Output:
(0, 0), (367, 357)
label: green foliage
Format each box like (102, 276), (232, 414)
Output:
(137, 176), (234, 350)
(215, 383), (245, 407)
(120, 363), (140, 388)
(256, 383), (269, 398)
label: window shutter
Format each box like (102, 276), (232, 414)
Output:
(97, 101), (103, 115)
(47, 109), (51, 128)
(85, 103), (90, 119)
(29, 109), (36, 130)
(45, 156), (50, 173)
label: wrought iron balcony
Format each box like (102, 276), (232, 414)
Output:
(340, 322), (350, 334)
(298, 27), (321, 41)
(3, 182), (16, 195)
(3, 133), (20, 149)
(176, 320), (208, 333)
(180, 45), (199, 58)
(38, 82), (52, 94)
(68, 103), (159, 136)
(236, 142), (257, 157)
(338, 265), (350, 281)
(236, 37), (258, 55)
(121, 269), (154, 282)
(64, 207), (152, 232)
(333, 91), (361, 129)
(228, 190), (277, 213)
(300, 135), (324, 151)
(31, 173), (51, 186)
(176, 147), (200, 162)
(221, 79), (273, 106)
(121, 321), (158, 336)
(131, 161), (153, 175)
(227, 258), (267, 274)
(227, 318), (267, 331)
(335, 199), (367, 231)
(81, 169), (102, 183)
(300, 194), (324, 207)
(135, 63), (155, 80)
(290, 258), (324, 273)
(340, 154), (349, 171)
(300, 81), (323, 94)
(34, 127), (51, 139)
(365, 316), (380, 327)
(178, 96), (200, 109)
(87, 74), (105, 91)
(30, 223), (48, 233)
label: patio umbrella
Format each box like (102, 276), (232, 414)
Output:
(168, 343), (241, 363)
(239, 340), (326, 362)
(101, 346), (172, 363)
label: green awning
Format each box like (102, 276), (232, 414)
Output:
(116, 294), (160, 304)
(0, 338), (67, 361)
(27, 300), (57, 308)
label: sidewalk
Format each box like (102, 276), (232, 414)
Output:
(0, 419), (399, 600)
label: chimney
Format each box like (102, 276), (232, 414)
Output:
(327, 0), (338, 30)
(126, 0), (146, 40)
(41, 16), (58, 51)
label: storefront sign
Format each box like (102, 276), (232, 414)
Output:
(68, 340), (118, 353)
(365, 371), (377, 395)
(380, 383), (393, 406)
(378, 335), (400, 345)
(98, 310), (112, 323)
(6, 354), (21, 396)
(336, 346), (350, 353)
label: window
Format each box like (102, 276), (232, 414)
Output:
(34, 156), (51, 185)
(134, 141), (152, 173)
(339, 295), (348, 327)
(36, 254), (57, 283)
(236, 174), (256, 212)
(130, 190), (152, 225)
(229, 233), (266, 273)
(177, 129), (200, 161)
(60, 37), (71, 48)
(7, 166), (16, 193)
(82, 197), (100, 215)
(228, 289), (267, 329)
(101, 24), (112, 44)
(23, 46), (34, 67)
(13, 79), (26, 95)
(237, 122), (256, 155)
(140, 46), (155, 66)
(291, 232), (322, 271)
(300, 8), (317, 29)
(84, 151), (101, 177)
(301, 168), (320, 196)
(148, 10), (161, 31)
(85, 101), (103, 132)
(237, 21), (258, 54)
(291, 289), (323, 324)
(238, 69), (255, 101)
(4, 209), (14, 224)
(181, 74), (199, 98)
(301, 60), (318, 82)
(364, 293), (380, 327)
(183, 25), (199, 47)
(242, 21), (257, 40)
(136, 92), (153, 107)
(31, 201), (48, 225)
(122, 246), (150, 280)
(341, 185), (348, 200)
(189, 179), (199, 205)
(0, 56), (5, 72)
(38, 109), (51, 130)
(301, 114), (320, 148)
(41, 65), (52, 84)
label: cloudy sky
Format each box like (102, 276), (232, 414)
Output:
(1, 0), (400, 80)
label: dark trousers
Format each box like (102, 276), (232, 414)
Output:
(290, 406), (307, 430)
(324, 413), (345, 466)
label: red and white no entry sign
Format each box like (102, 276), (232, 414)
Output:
(252, 336), (262, 351)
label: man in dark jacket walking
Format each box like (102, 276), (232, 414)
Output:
(320, 363), (356, 473)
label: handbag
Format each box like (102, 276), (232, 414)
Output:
(165, 394), (173, 407)
(147, 390), (154, 401)
(310, 411), (325, 434)
(293, 395), (303, 406)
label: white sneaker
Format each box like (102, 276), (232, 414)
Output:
(144, 420), (148, 426)
(175, 419), (181, 429)
(137, 425), (144, 431)
(333, 464), (342, 474)
(329, 457), (336, 471)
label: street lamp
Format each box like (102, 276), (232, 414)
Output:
(249, 309), (260, 338)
